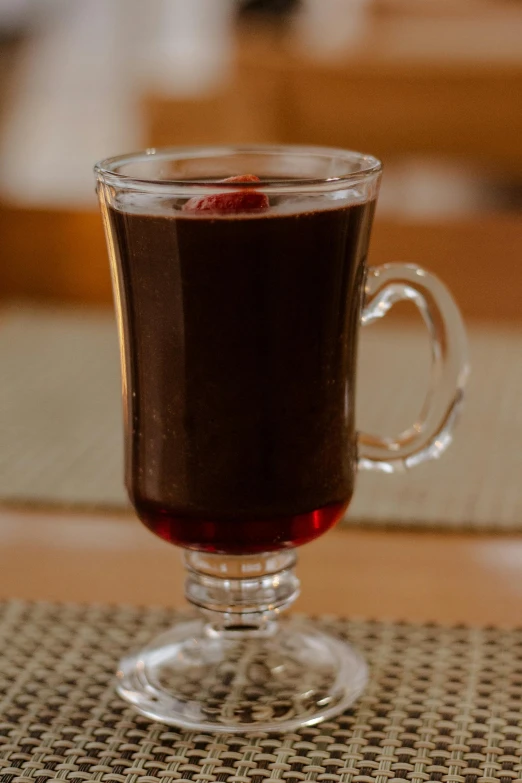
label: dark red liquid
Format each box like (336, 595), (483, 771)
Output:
(139, 499), (348, 553)
(107, 197), (375, 553)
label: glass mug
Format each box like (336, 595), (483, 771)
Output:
(95, 145), (468, 733)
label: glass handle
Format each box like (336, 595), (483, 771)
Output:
(358, 263), (469, 473)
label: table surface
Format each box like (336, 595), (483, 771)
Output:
(1, 508), (520, 628)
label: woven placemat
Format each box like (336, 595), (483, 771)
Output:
(1, 305), (521, 531)
(0, 599), (521, 782)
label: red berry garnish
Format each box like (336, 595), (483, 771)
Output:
(182, 174), (269, 213)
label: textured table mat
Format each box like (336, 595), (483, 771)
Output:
(0, 599), (521, 782)
(1, 305), (522, 531)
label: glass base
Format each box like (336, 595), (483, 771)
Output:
(116, 617), (367, 733)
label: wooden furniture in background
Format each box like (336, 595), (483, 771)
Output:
(282, 58), (522, 174)
(2, 9), (521, 310)
(371, 215), (521, 323)
(0, 204), (111, 304)
(1, 205), (520, 325)
(146, 15), (522, 174)
(282, 4), (522, 171)
(142, 24), (286, 147)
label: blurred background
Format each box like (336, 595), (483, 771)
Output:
(0, 0), (521, 530)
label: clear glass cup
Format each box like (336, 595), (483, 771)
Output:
(95, 145), (469, 733)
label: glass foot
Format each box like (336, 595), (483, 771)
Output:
(116, 618), (367, 733)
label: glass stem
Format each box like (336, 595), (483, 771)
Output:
(183, 549), (300, 633)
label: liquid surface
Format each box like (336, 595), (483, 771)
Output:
(108, 199), (375, 552)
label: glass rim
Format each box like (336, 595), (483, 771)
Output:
(94, 144), (382, 195)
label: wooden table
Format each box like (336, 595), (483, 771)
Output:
(1, 508), (521, 627)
